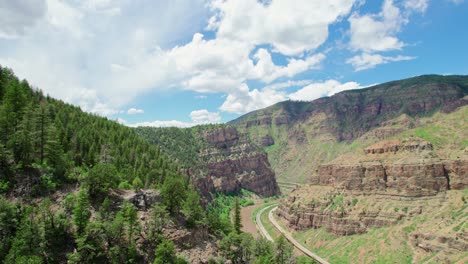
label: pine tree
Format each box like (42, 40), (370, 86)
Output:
(0, 142), (12, 177)
(73, 188), (91, 234)
(85, 163), (118, 197)
(234, 197), (242, 234)
(274, 235), (293, 264)
(160, 175), (187, 214)
(98, 197), (112, 221)
(44, 123), (65, 178)
(0, 197), (21, 261)
(121, 201), (138, 243)
(181, 187), (205, 228)
(34, 104), (50, 164)
(1, 80), (27, 136)
(153, 239), (177, 264)
(10, 103), (34, 168)
(5, 207), (41, 264)
(132, 176), (143, 191)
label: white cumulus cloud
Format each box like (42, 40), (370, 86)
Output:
(349, 0), (406, 52)
(128, 109), (220, 127)
(404, 0), (429, 13)
(127, 108), (144, 114)
(289, 80), (361, 101)
(209, 0), (356, 56)
(220, 84), (287, 114)
(346, 53), (415, 71)
(189, 109), (221, 124)
(130, 120), (192, 128)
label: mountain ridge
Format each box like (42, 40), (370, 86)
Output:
(228, 74), (468, 183)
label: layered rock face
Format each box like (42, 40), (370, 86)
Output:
(194, 127), (280, 198)
(277, 138), (467, 236)
(312, 138), (466, 196)
(276, 190), (406, 236)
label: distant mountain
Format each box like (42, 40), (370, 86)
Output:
(229, 74), (468, 183)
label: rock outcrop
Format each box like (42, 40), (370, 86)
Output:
(410, 232), (468, 253)
(259, 135), (275, 147)
(276, 138), (467, 236)
(194, 127), (280, 198)
(275, 186), (411, 236)
(311, 138), (466, 196)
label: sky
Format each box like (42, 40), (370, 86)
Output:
(0, 0), (467, 127)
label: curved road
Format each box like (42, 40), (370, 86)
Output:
(256, 204), (330, 264)
(255, 204), (278, 242)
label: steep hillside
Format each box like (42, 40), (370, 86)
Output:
(230, 75), (468, 183)
(0, 66), (292, 264)
(136, 125), (280, 198)
(0, 66), (214, 263)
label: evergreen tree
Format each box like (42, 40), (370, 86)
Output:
(153, 239), (179, 264)
(132, 176), (143, 191)
(234, 197), (242, 234)
(37, 199), (71, 263)
(254, 237), (274, 261)
(121, 201), (139, 244)
(44, 123), (66, 178)
(181, 186), (205, 228)
(5, 208), (41, 264)
(34, 104), (50, 164)
(0, 198), (21, 262)
(0, 141), (13, 180)
(0, 79), (27, 144)
(11, 104), (34, 168)
(98, 197), (112, 221)
(160, 175), (187, 214)
(85, 163), (118, 197)
(274, 235), (293, 264)
(73, 188), (91, 234)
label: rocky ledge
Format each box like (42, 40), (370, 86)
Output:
(311, 138), (467, 196)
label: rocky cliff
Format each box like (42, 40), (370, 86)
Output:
(194, 126), (279, 198)
(276, 138), (467, 236)
(312, 138), (467, 196)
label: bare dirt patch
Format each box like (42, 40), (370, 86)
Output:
(241, 202), (263, 238)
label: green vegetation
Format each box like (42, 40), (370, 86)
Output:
(1, 66), (269, 263)
(234, 197), (242, 233)
(135, 124), (225, 170)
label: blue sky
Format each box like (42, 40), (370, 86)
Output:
(0, 0), (467, 127)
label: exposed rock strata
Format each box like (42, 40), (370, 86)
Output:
(277, 138), (467, 236)
(312, 138), (466, 196)
(194, 127), (279, 198)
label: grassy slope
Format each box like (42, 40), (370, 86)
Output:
(282, 188), (468, 264)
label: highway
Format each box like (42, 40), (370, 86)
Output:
(255, 204), (330, 264)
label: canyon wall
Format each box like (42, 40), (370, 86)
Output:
(193, 126), (280, 198)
